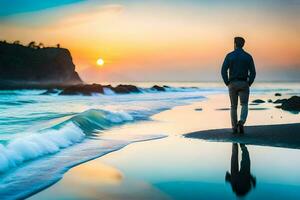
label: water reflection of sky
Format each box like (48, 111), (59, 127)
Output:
(101, 136), (300, 199)
(98, 93), (300, 199)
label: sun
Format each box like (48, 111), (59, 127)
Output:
(96, 58), (104, 66)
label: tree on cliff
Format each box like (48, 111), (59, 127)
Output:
(13, 40), (20, 45)
(38, 43), (44, 49)
(28, 41), (37, 48)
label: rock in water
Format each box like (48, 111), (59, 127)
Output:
(275, 93), (282, 96)
(281, 96), (300, 111)
(59, 84), (141, 96)
(41, 89), (60, 95)
(113, 84), (140, 94)
(60, 84), (104, 95)
(151, 85), (166, 91)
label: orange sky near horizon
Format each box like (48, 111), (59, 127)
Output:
(0, 1), (299, 82)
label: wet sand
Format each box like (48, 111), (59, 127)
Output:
(185, 123), (300, 149)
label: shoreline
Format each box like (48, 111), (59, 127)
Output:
(20, 136), (167, 200)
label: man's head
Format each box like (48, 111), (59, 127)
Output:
(234, 37), (245, 49)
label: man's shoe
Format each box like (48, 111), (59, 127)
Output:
(237, 121), (244, 134)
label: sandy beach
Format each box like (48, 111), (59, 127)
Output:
(29, 93), (300, 200)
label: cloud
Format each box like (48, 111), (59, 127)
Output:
(54, 4), (124, 28)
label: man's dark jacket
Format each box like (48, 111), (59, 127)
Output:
(221, 48), (256, 86)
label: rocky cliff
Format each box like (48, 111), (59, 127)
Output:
(0, 41), (82, 89)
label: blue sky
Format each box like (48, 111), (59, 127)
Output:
(1, 0), (299, 15)
(0, 0), (84, 16)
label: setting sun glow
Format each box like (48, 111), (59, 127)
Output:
(96, 58), (104, 66)
(1, 1), (299, 82)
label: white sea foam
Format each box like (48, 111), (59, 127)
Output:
(0, 122), (84, 173)
(104, 110), (134, 123)
(103, 87), (116, 95)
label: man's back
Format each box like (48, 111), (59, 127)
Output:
(221, 48), (256, 86)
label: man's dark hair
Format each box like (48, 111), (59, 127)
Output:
(234, 37), (245, 48)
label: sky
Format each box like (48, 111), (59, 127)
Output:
(0, 0), (299, 82)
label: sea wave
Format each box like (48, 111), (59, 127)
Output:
(0, 109), (134, 173)
(68, 109), (133, 134)
(0, 122), (84, 173)
(103, 87), (116, 95)
(0, 99), (37, 106)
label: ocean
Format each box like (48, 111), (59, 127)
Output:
(0, 82), (299, 199)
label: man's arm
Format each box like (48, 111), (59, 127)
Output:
(221, 55), (230, 85)
(248, 56), (256, 86)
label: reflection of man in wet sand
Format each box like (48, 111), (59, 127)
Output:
(225, 143), (256, 197)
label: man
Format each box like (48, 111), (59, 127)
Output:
(221, 37), (256, 134)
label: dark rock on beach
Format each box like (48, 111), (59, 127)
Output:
(275, 93), (282, 96)
(249, 108), (269, 110)
(252, 99), (265, 104)
(216, 108), (230, 111)
(281, 96), (300, 111)
(273, 99), (287, 104)
(267, 99), (273, 103)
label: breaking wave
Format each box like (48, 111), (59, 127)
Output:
(0, 109), (134, 173)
